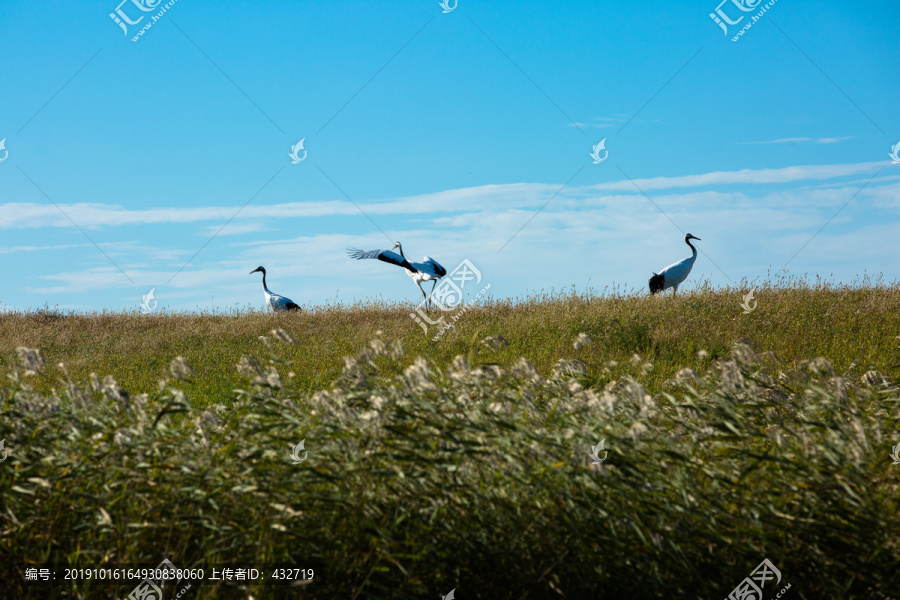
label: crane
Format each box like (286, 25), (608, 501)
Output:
(249, 266), (301, 311)
(649, 234), (701, 295)
(347, 241), (447, 305)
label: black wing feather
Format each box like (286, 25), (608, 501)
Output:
(347, 248), (416, 273)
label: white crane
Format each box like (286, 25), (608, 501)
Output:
(347, 241), (447, 305)
(250, 266), (301, 311)
(649, 233), (701, 295)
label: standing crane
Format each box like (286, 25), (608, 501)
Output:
(250, 266), (301, 311)
(649, 234), (701, 295)
(347, 241), (447, 305)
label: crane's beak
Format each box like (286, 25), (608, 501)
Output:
(250, 268), (260, 274)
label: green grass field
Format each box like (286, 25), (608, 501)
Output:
(3, 279), (899, 404)
(2, 281), (899, 598)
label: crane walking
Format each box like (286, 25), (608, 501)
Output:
(347, 241), (447, 306)
(649, 233), (701, 295)
(250, 266), (301, 311)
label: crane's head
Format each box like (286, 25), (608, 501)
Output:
(685, 233), (701, 242)
(391, 241), (402, 249)
(250, 266), (266, 275)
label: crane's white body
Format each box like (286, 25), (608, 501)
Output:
(405, 256), (445, 285)
(262, 289), (298, 312)
(347, 242), (447, 304)
(649, 234), (700, 295)
(250, 266), (300, 311)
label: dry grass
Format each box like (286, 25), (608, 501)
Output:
(2, 278), (898, 405)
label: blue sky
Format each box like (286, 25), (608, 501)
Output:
(1, 0), (898, 312)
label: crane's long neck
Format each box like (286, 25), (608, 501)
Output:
(686, 238), (698, 262)
(396, 243), (405, 258)
(260, 270), (271, 293)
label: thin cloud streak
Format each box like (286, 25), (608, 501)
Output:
(586, 161), (885, 193)
(738, 136), (854, 145)
(1, 162), (890, 230)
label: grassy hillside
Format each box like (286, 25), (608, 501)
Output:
(1, 282), (899, 598)
(2, 280), (899, 404)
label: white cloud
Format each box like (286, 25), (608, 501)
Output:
(569, 121), (617, 129)
(0, 162), (890, 232)
(738, 136), (854, 145)
(588, 161), (884, 193)
(0, 243), (86, 254)
(200, 222), (268, 237)
(7, 161), (899, 309)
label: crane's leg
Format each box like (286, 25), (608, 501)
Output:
(418, 282), (427, 308)
(430, 280), (438, 307)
